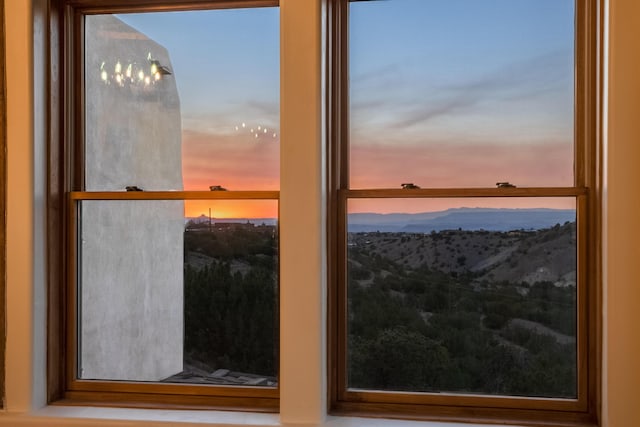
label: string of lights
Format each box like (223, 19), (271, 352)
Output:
(99, 52), (171, 87)
(234, 122), (277, 139)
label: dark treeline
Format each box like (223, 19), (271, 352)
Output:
(183, 225), (278, 377)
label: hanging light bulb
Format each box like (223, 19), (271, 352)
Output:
(100, 62), (108, 83)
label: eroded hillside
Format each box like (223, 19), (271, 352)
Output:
(348, 221), (576, 287)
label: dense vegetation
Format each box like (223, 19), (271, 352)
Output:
(182, 220), (577, 398)
(347, 223), (577, 398)
(183, 224), (278, 377)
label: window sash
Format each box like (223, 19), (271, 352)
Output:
(65, 191), (280, 408)
(51, 0), (282, 410)
(334, 191), (589, 411)
(328, 0), (600, 423)
(64, 0), (279, 15)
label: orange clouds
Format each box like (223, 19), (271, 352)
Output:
(179, 121), (574, 218)
(349, 139), (574, 189)
(181, 128), (279, 192)
(184, 200), (277, 219)
(181, 128), (279, 218)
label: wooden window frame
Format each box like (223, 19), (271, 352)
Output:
(47, 0), (281, 411)
(0, 0), (6, 408)
(327, 0), (603, 425)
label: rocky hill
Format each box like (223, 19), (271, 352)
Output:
(348, 221), (576, 287)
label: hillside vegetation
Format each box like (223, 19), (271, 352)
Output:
(347, 221), (577, 397)
(179, 220), (577, 397)
(182, 224), (278, 381)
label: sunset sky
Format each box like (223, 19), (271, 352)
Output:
(118, 7), (279, 218)
(117, 0), (576, 218)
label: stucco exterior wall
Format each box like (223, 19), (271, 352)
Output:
(79, 15), (184, 381)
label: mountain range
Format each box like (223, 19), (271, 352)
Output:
(187, 208), (576, 233)
(347, 208), (576, 233)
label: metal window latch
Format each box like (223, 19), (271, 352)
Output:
(496, 182), (516, 188)
(125, 186), (143, 191)
(401, 183), (420, 189)
(209, 185), (228, 191)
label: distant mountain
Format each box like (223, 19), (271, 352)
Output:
(185, 208), (576, 233)
(186, 215), (277, 226)
(348, 208), (576, 233)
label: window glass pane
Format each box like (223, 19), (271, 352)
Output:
(84, 8), (279, 191)
(346, 197), (577, 398)
(349, 0), (575, 189)
(78, 199), (278, 386)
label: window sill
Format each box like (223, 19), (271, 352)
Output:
(0, 406), (533, 427)
(1, 406), (280, 426)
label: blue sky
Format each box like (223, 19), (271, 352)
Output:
(349, 0), (575, 191)
(112, 0), (576, 215)
(118, 8), (279, 119)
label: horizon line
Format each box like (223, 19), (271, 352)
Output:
(185, 206), (577, 220)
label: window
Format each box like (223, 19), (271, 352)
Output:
(50, 0), (280, 410)
(44, 0), (600, 422)
(329, 0), (600, 425)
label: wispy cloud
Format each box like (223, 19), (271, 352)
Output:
(351, 62), (403, 90)
(351, 50), (573, 133)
